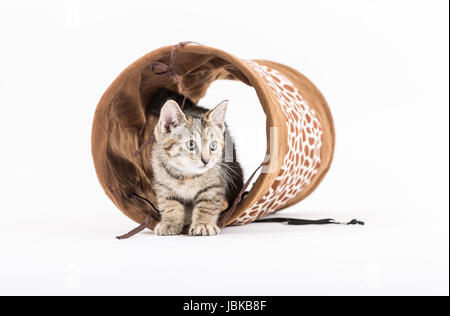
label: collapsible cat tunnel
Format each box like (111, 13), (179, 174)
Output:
(91, 42), (335, 234)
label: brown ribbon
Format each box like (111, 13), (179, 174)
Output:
(218, 164), (262, 228)
(116, 194), (161, 240)
(133, 41), (199, 157)
(150, 41), (199, 110)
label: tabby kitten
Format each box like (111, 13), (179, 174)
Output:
(150, 89), (243, 236)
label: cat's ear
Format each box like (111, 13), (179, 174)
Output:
(158, 100), (186, 133)
(208, 100), (228, 132)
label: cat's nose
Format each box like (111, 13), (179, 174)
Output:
(201, 158), (210, 165)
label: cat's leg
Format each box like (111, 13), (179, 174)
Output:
(154, 193), (185, 236)
(189, 187), (228, 236)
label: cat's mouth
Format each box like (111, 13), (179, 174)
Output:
(191, 162), (215, 174)
(168, 161), (213, 176)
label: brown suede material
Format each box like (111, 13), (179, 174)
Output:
(91, 44), (335, 229)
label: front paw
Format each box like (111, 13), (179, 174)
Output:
(154, 221), (183, 236)
(189, 223), (220, 236)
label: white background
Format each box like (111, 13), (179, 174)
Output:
(0, 0), (448, 296)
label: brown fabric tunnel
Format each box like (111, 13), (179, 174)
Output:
(91, 43), (335, 230)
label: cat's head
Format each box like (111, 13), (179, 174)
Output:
(154, 99), (228, 176)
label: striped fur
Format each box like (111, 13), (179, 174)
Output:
(150, 89), (243, 236)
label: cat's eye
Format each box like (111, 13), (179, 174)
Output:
(209, 141), (218, 151)
(186, 140), (197, 151)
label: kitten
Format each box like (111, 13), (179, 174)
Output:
(149, 89), (243, 236)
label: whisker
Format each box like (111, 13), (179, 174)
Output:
(217, 162), (240, 177)
(216, 163), (238, 190)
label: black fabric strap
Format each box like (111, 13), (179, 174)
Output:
(254, 217), (365, 226)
